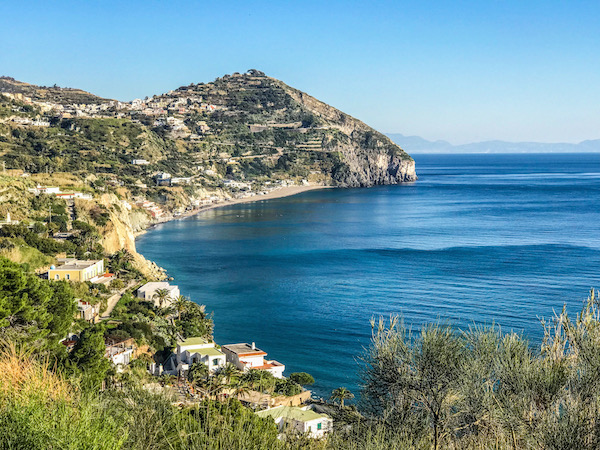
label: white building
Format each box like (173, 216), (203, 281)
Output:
(0, 212), (18, 227)
(105, 339), (135, 373)
(171, 177), (192, 185)
(28, 185), (61, 195)
(76, 299), (99, 323)
(255, 406), (333, 438)
(164, 337), (226, 375)
(221, 342), (285, 378)
(132, 159), (150, 165)
(136, 282), (180, 307)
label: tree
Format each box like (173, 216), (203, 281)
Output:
(188, 361), (209, 387)
(173, 295), (189, 321)
(0, 257), (76, 349)
(362, 317), (464, 450)
(330, 387), (354, 408)
(216, 362), (241, 386)
(275, 378), (303, 396)
(69, 326), (111, 389)
(46, 281), (77, 339)
(110, 278), (125, 290)
(108, 249), (134, 273)
(32, 222), (46, 234)
(206, 373), (227, 400)
(289, 372), (315, 386)
(178, 302), (213, 340)
(152, 288), (170, 309)
(240, 369), (267, 391)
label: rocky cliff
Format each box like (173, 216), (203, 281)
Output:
(77, 194), (164, 279)
(276, 78), (416, 187)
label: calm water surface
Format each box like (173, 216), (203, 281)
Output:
(137, 153), (600, 398)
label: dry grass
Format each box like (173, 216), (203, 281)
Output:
(30, 172), (86, 188)
(0, 243), (54, 269)
(0, 342), (71, 406)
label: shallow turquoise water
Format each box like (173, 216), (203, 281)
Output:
(137, 153), (600, 398)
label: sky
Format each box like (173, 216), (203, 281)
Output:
(1, 1), (600, 144)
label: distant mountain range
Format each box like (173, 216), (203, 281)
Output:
(387, 133), (600, 154)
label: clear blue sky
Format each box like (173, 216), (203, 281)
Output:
(2, 1), (599, 144)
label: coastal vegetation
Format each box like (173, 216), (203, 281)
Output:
(1, 246), (599, 449)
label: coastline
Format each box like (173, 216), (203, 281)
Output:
(136, 184), (334, 237)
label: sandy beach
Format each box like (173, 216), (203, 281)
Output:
(143, 184), (334, 231)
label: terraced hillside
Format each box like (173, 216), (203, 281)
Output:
(0, 70), (415, 190)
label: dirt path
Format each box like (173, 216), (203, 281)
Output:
(98, 280), (137, 321)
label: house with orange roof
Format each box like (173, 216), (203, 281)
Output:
(221, 342), (285, 378)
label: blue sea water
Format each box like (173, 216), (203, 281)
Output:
(136, 153), (600, 398)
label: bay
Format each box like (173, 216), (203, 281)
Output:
(136, 153), (600, 398)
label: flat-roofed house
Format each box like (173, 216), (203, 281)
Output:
(222, 342), (285, 378)
(105, 338), (136, 372)
(255, 406), (333, 438)
(136, 282), (180, 307)
(48, 259), (105, 282)
(164, 337), (226, 375)
(76, 299), (99, 323)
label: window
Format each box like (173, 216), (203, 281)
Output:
(66, 274), (70, 280)
(55, 275), (59, 280)
(212, 359), (219, 366)
(317, 423), (322, 430)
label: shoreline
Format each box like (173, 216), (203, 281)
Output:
(137, 184), (334, 236)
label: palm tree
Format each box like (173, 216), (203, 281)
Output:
(216, 362), (241, 385)
(240, 369), (263, 390)
(173, 295), (189, 321)
(208, 373), (227, 400)
(231, 378), (251, 399)
(152, 288), (171, 309)
(187, 361), (209, 387)
(330, 387), (354, 408)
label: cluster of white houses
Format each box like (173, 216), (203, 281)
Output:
(135, 279), (333, 437)
(54, 270), (334, 437)
(158, 337), (285, 379)
(27, 184), (93, 200)
(158, 334), (333, 437)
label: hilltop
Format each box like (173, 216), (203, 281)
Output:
(0, 76), (109, 105)
(0, 70), (415, 188)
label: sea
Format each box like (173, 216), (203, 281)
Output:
(136, 153), (600, 399)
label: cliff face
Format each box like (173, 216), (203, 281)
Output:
(277, 79), (416, 187)
(94, 195), (164, 280)
(330, 147), (416, 187)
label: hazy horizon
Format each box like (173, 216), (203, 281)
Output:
(386, 132), (600, 147)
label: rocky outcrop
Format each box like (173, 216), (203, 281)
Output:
(95, 194), (164, 280)
(275, 78), (417, 187)
(330, 146), (416, 187)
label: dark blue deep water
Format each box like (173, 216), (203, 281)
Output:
(137, 153), (600, 398)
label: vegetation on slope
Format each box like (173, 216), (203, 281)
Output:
(0, 76), (108, 104)
(0, 70), (415, 192)
(1, 251), (599, 449)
